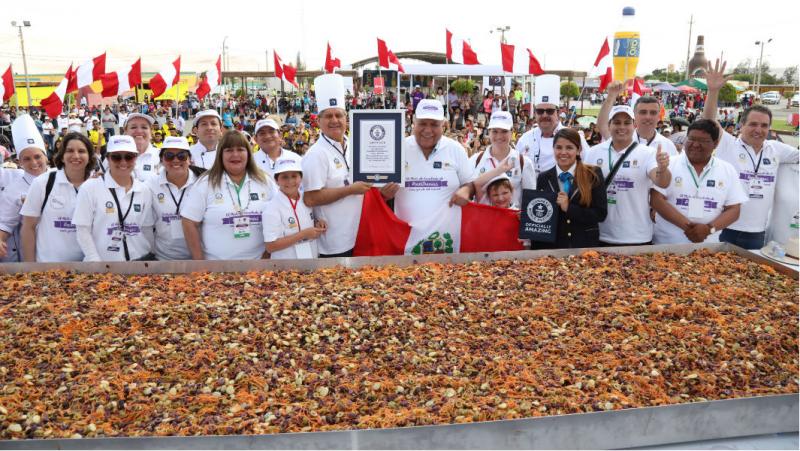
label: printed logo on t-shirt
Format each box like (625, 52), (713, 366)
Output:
(738, 153), (746, 161)
(249, 193), (259, 201)
(622, 161), (630, 168)
(763, 158), (771, 165)
(214, 192), (224, 204)
(433, 161), (442, 169)
(480, 167), (486, 173)
(706, 180), (715, 187)
(596, 158), (603, 165)
(632, 160), (638, 168)
(144, 165), (152, 171)
(133, 204), (142, 212)
(157, 193), (165, 203)
(105, 201), (115, 214)
(674, 176), (683, 188)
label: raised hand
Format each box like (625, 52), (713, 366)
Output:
(705, 59), (730, 92)
(656, 144), (669, 171)
(606, 81), (624, 100)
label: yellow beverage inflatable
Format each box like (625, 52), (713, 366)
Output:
(613, 7), (640, 82)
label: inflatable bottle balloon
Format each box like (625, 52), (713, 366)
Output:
(613, 7), (640, 83)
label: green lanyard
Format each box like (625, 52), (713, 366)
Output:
(686, 158), (714, 190)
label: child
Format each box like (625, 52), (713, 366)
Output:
(486, 175), (517, 210)
(262, 159), (326, 259)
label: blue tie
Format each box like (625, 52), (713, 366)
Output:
(559, 172), (573, 194)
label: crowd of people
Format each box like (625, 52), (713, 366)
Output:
(0, 60), (796, 263)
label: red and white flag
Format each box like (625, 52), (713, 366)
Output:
(1, 65), (14, 102)
(149, 56), (181, 98)
(324, 42), (341, 74)
(591, 38), (613, 92)
(377, 38), (405, 73)
(72, 52), (106, 91)
(40, 65), (74, 118)
(273, 51), (298, 88)
(446, 29), (480, 65)
(630, 77), (645, 105)
(196, 56), (222, 100)
(100, 58), (141, 98)
(500, 43), (544, 75)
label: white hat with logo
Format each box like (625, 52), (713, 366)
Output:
(11, 114), (46, 157)
(162, 136), (190, 151)
(609, 105), (635, 122)
(415, 99), (445, 121)
(106, 135), (138, 154)
(273, 158), (303, 175)
(534, 74), (560, 106)
(123, 112), (155, 127)
(254, 118), (281, 135)
(314, 74), (346, 114)
(487, 111), (513, 130)
(195, 109), (222, 124)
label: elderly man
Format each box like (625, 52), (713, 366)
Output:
(516, 74), (589, 173)
(253, 116), (302, 177)
(189, 109), (223, 169)
(598, 84), (678, 156)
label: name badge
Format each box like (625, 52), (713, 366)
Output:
(687, 196), (704, 220)
(233, 216), (251, 239)
(748, 179), (764, 199)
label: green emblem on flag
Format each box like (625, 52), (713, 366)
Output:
(411, 231), (454, 255)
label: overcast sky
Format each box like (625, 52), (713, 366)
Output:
(2, 0), (798, 78)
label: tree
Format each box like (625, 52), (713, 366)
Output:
(783, 66), (798, 86)
(644, 68), (682, 83)
(450, 78), (476, 95)
(719, 83), (738, 105)
(560, 81), (580, 101)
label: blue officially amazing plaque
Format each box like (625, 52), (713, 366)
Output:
(350, 110), (405, 186)
(519, 189), (558, 243)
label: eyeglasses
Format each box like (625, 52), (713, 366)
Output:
(535, 108), (557, 115)
(109, 153), (137, 162)
(163, 151), (189, 162)
(685, 137), (715, 146)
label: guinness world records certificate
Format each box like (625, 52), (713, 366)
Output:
(350, 110), (405, 186)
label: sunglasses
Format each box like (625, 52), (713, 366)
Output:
(163, 151), (189, 162)
(109, 153), (137, 162)
(535, 108), (557, 115)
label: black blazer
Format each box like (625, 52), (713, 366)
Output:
(534, 165), (607, 249)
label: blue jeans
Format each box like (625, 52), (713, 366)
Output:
(720, 229), (766, 250)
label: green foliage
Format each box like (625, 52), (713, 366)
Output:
(560, 81), (580, 100)
(644, 68), (683, 83)
(450, 78), (476, 95)
(719, 83), (738, 104)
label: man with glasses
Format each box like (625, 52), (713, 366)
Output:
(598, 84), (678, 156)
(516, 75), (589, 173)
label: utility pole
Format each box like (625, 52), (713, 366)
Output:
(11, 20), (32, 109)
(684, 15), (694, 80)
(222, 36), (228, 97)
(491, 26), (511, 44)
(754, 38), (772, 95)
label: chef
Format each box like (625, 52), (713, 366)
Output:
(253, 117), (302, 177)
(189, 109), (223, 169)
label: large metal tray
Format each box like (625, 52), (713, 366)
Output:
(1, 243), (797, 449)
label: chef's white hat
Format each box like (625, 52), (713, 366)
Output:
(12, 114), (46, 157)
(534, 74), (560, 107)
(314, 74), (346, 114)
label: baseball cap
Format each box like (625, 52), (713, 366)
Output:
(106, 135), (137, 154)
(195, 109), (222, 123)
(609, 105), (635, 122)
(273, 158), (303, 175)
(161, 136), (190, 151)
(254, 118), (281, 135)
(123, 113), (155, 127)
(415, 99), (445, 121)
(487, 111), (513, 130)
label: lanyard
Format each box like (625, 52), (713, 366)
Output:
(686, 158), (714, 190)
(166, 184), (186, 215)
(636, 131), (657, 147)
(286, 192), (303, 232)
(742, 144), (764, 175)
(224, 174), (252, 213)
(108, 188), (135, 261)
(322, 134), (349, 171)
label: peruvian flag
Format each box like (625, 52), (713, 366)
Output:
(72, 52), (106, 91)
(324, 42), (341, 74)
(273, 51), (298, 88)
(500, 43), (544, 75)
(353, 188), (524, 256)
(100, 58), (142, 98)
(149, 56), (181, 98)
(591, 38), (613, 92)
(40, 65), (74, 118)
(196, 55), (222, 100)
(630, 77), (645, 105)
(1, 65), (14, 102)
(446, 29), (480, 65)
(377, 38), (405, 73)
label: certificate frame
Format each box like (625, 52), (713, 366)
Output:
(350, 109), (405, 186)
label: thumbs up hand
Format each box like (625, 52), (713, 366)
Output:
(656, 144), (669, 171)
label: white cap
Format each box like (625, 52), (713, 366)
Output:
(314, 74), (346, 114)
(415, 99), (445, 121)
(534, 74), (560, 106)
(486, 174), (512, 189)
(254, 118), (280, 135)
(123, 113), (155, 127)
(609, 105), (635, 122)
(162, 136), (190, 151)
(106, 135), (137, 154)
(11, 114), (46, 157)
(195, 109), (222, 124)
(487, 111), (513, 130)
(273, 158), (303, 175)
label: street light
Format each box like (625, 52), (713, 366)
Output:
(754, 38), (772, 95)
(490, 26), (511, 44)
(11, 20), (32, 109)
(222, 36), (229, 96)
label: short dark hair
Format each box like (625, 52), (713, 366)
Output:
(687, 119), (720, 142)
(54, 132), (97, 180)
(741, 105), (772, 125)
(634, 96), (660, 110)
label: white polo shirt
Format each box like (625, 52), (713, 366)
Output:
(181, 173), (274, 260)
(714, 132), (799, 233)
(633, 130), (679, 157)
(19, 170), (84, 262)
(516, 123), (590, 173)
(653, 154), (748, 244)
(146, 170), (197, 261)
(262, 191), (318, 259)
(470, 146), (536, 208)
(254, 148), (302, 178)
(101, 145), (160, 183)
(0, 171), (38, 262)
(585, 139), (659, 244)
(395, 135), (476, 228)
(301, 135), (362, 255)
(72, 175), (156, 261)
(189, 142), (217, 169)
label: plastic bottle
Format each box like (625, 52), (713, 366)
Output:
(613, 6), (640, 83)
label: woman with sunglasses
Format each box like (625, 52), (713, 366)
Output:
(181, 130), (275, 260)
(73, 135), (156, 262)
(147, 137), (200, 260)
(19, 133), (97, 262)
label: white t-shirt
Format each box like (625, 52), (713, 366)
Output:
(181, 173), (274, 260)
(68, 118), (83, 133)
(585, 139), (659, 244)
(470, 146), (536, 208)
(118, 112), (129, 127)
(19, 170), (84, 262)
(72, 175), (156, 261)
(633, 130), (679, 157)
(146, 170), (197, 261)
(301, 135), (362, 255)
(101, 145), (160, 183)
(395, 135), (476, 227)
(516, 123), (590, 173)
(714, 132), (799, 232)
(653, 154), (748, 244)
(57, 116), (69, 132)
(189, 142), (217, 170)
(262, 191), (318, 259)
(254, 148), (302, 178)
(0, 171), (37, 262)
